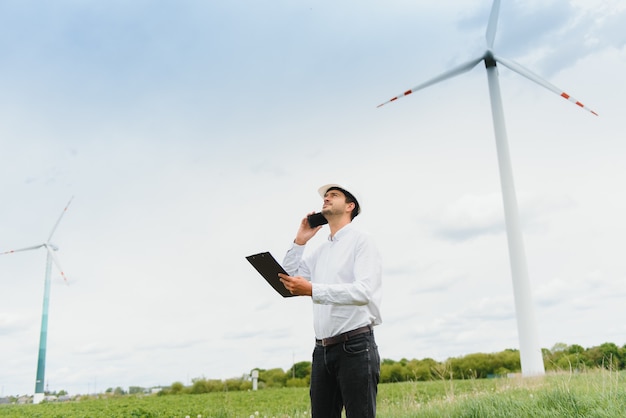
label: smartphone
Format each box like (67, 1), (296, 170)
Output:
(307, 212), (328, 228)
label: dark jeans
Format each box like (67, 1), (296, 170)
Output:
(310, 332), (380, 417)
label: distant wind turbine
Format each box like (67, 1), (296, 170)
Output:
(1, 197), (74, 403)
(378, 0), (597, 377)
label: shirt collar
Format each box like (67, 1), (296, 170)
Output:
(328, 222), (353, 242)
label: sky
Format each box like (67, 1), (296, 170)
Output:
(1, 0), (625, 396)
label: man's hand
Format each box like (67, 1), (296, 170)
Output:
(294, 213), (323, 245)
(278, 273), (312, 296)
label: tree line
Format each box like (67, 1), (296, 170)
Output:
(156, 341), (625, 395)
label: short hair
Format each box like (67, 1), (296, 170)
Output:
(326, 187), (360, 220)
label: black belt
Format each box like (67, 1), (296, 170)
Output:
(316, 325), (373, 347)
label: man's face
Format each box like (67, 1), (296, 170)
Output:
(321, 189), (353, 217)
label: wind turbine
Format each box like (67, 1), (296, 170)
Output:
(378, 0), (597, 377)
(0, 197), (74, 403)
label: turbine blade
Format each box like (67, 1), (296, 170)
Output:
(48, 196), (74, 242)
(377, 56), (483, 107)
(495, 54), (598, 116)
(45, 245), (68, 284)
(486, 0), (501, 49)
(1, 244), (44, 255)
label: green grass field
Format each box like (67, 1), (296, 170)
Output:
(1, 369), (624, 417)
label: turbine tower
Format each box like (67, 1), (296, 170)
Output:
(378, 0), (596, 376)
(0, 197), (73, 403)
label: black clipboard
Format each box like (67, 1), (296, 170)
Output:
(246, 252), (295, 298)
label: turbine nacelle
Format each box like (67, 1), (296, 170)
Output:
(483, 50), (497, 69)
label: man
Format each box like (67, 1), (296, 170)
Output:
(279, 183), (383, 418)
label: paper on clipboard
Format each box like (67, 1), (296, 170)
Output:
(246, 252), (295, 298)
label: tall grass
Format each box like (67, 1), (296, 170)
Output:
(379, 368), (625, 417)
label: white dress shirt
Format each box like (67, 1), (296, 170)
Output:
(283, 223), (383, 339)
